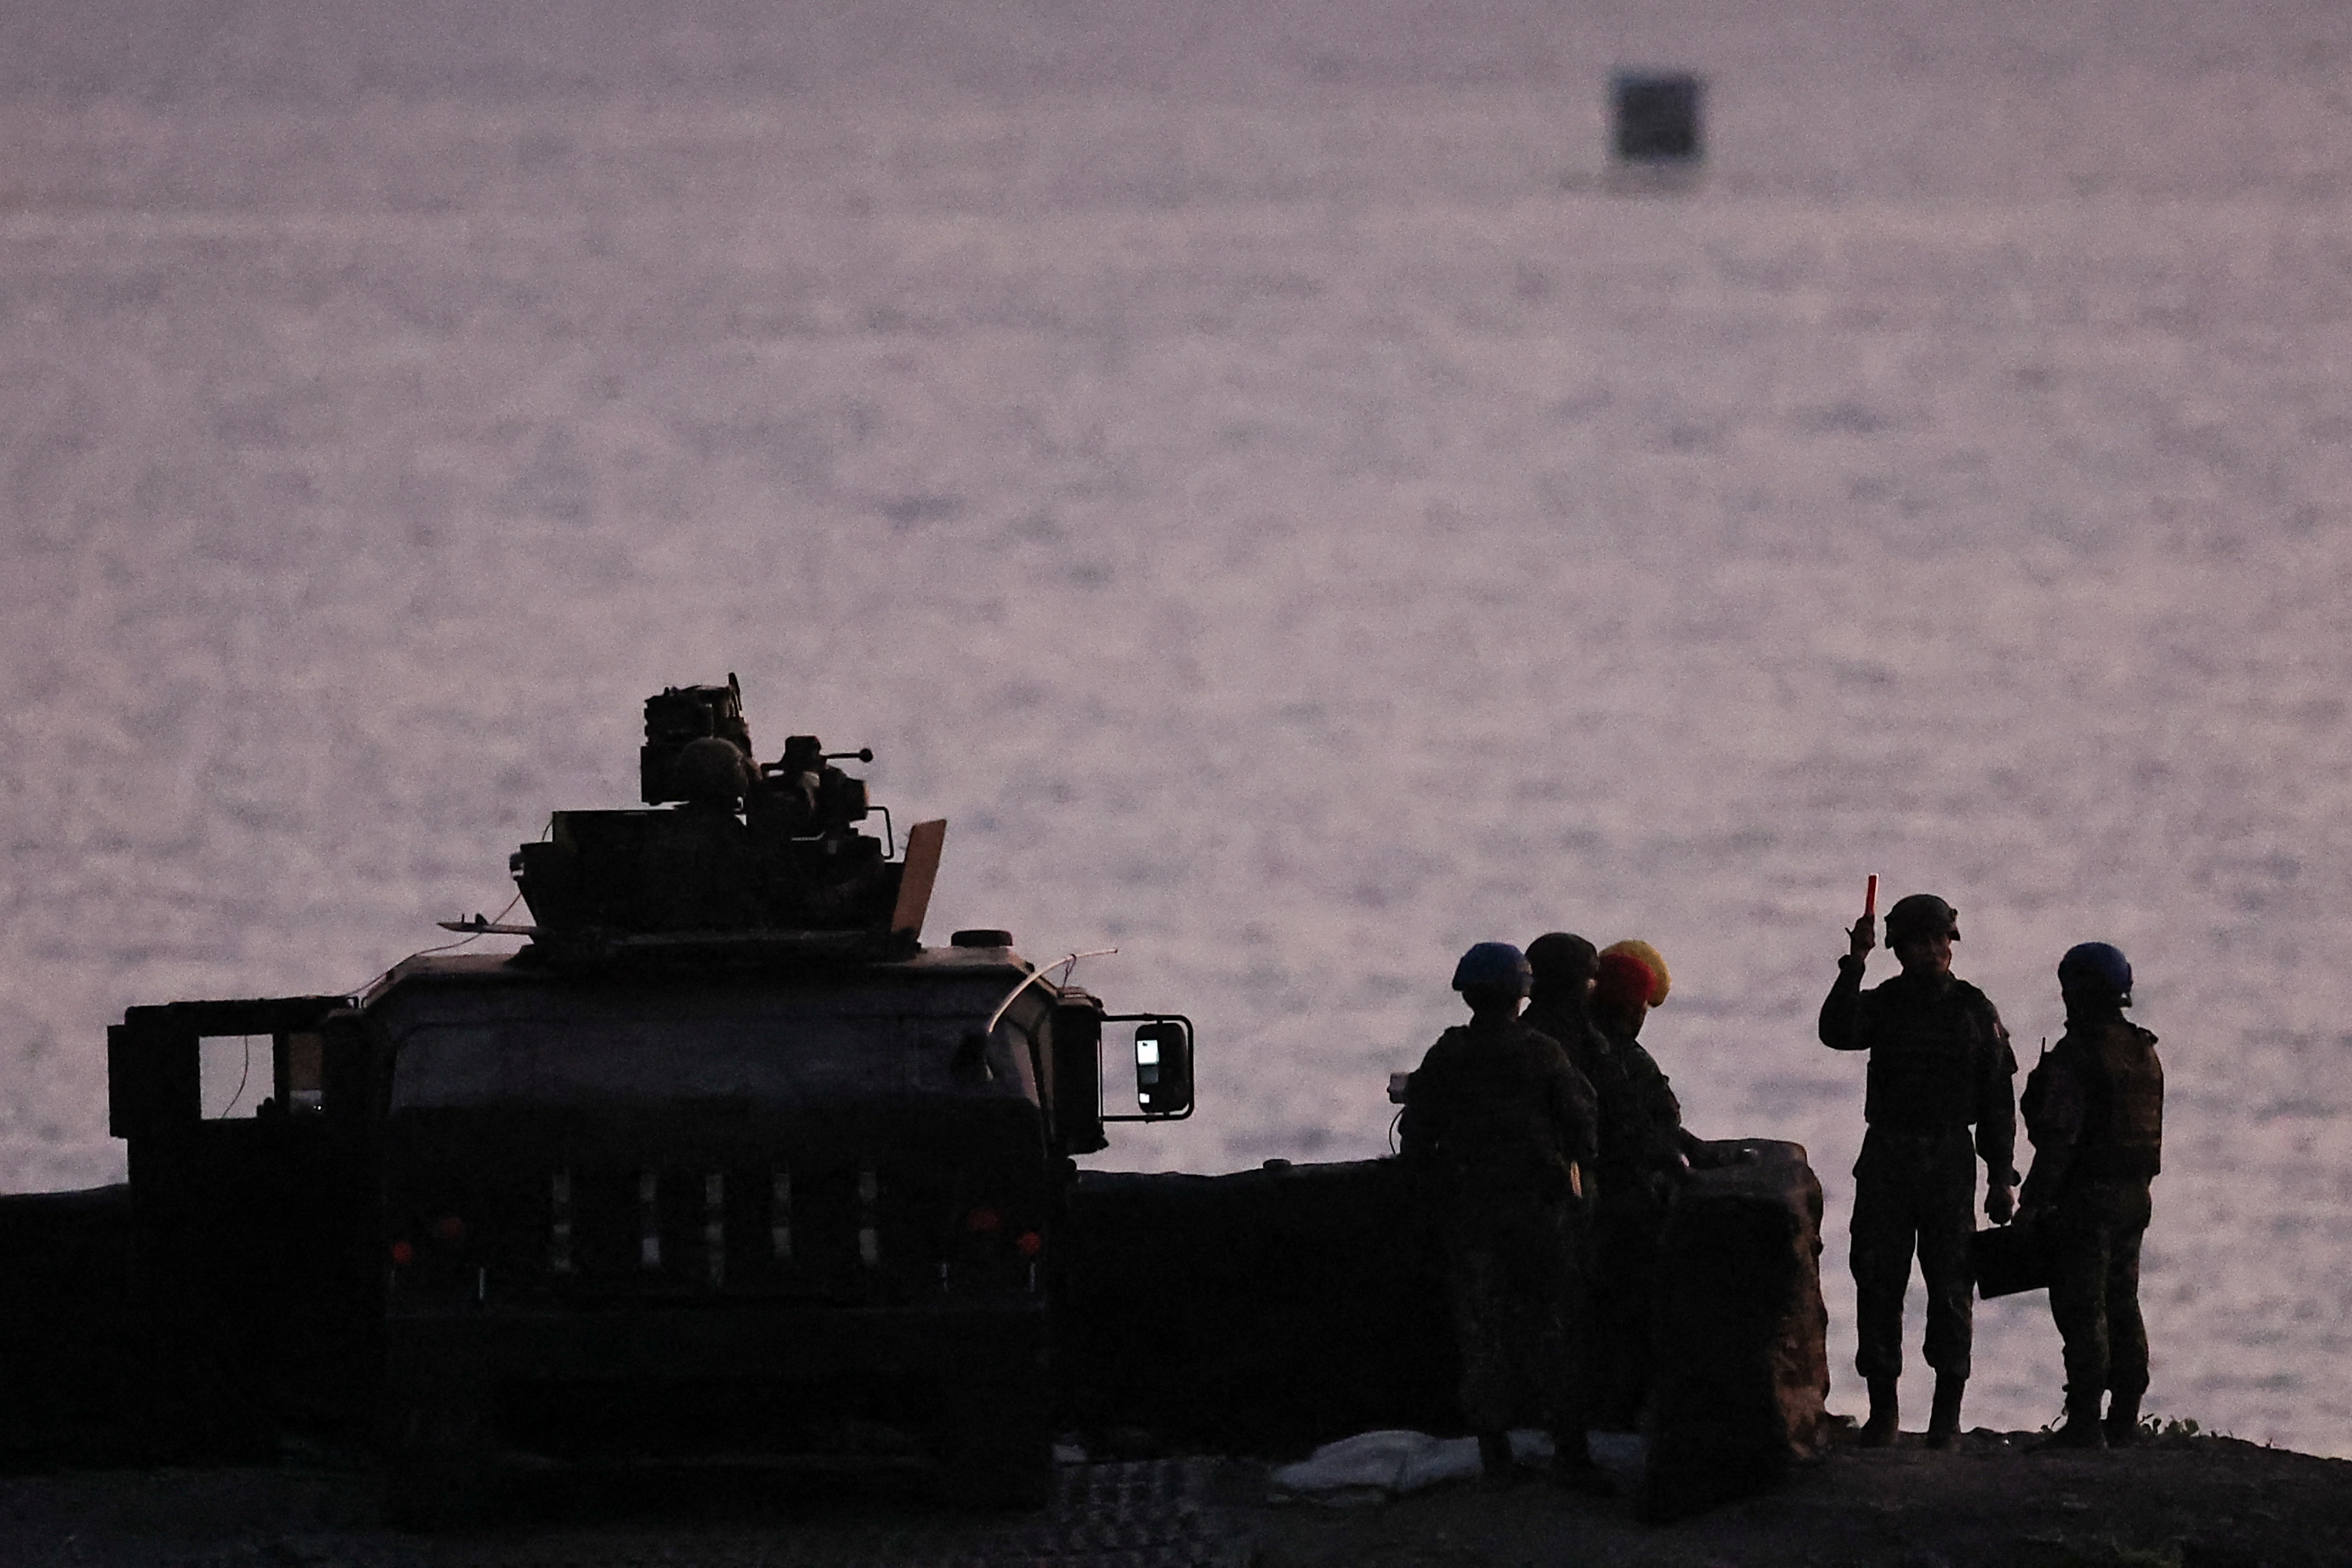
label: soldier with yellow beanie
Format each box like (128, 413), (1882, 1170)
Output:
(1581, 938), (1700, 1429)
(1596, 939), (1671, 1009)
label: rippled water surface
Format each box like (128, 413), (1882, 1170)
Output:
(3, 0), (2349, 1454)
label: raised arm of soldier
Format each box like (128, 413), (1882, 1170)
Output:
(1818, 909), (1876, 1051)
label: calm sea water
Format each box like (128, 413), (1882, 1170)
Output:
(3, 0), (2349, 1454)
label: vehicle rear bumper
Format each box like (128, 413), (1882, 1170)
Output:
(386, 1298), (1048, 1385)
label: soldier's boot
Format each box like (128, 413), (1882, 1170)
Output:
(2035, 1392), (2108, 1451)
(1858, 1376), (1900, 1448)
(1477, 1431), (1518, 1488)
(1924, 1372), (1966, 1450)
(2103, 1389), (2145, 1449)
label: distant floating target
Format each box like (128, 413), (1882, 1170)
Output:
(1608, 70), (1706, 192)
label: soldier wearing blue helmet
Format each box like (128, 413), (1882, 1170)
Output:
(1400, 942), (1605, 1489)
(2022, 942), (2164, 1449)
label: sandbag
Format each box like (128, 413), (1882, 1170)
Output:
(1270, 1428), (1549, 1502)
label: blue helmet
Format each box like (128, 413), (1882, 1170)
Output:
(2058, 942), (2132, 1003)
(1452, 941), (1533, 997)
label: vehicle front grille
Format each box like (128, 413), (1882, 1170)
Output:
(393, 1147), (1043, 1309)
(505, 1158), (954, 1305)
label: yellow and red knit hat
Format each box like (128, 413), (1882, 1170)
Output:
(1595, 939), (1671, 1008)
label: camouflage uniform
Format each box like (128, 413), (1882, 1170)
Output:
(1819, 962), (2017, 1383)
(1400, 1017), (1599, 1440)
(1519, 994), (1592, 1088)
(2021, 1015), (2163, 1417)
(1532, 1004), (1689, 1431)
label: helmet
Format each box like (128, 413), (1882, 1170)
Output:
(1597, 939), (1671, 1005)
(674, 735), (751, 805)
(1884, 893), (1960, 944)
(1526, 932), (1597, 987)
(2058, 942), (2132, 1003)
(1452, 942), (1533, 997)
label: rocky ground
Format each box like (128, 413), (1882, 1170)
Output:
(1257, 1429), (2352, 1568)
(4, 1430), (2347, 1568)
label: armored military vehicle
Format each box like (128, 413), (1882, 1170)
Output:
(103, 678), (1194, 1520)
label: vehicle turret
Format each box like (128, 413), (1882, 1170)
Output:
(508, 675), (943, 963)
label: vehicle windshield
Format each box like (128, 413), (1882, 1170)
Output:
(389, 979), (1018, 1111)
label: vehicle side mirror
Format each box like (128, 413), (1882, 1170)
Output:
(1102, 1016), (1193, 1121)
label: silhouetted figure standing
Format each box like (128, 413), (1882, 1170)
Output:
(1400, 942), (1607, 1489)
(1820, 892), (2017, 1449)
(1521, 932), (1599, 1074)
(2022, 942), (2163, 1451)
(1583, 939), (1693, 1431)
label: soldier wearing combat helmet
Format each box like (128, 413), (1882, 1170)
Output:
(1521, 932), (1600, 1076)
(1399, 943), (1607, 1490)
(2021, 942), (2164, 1450)
(1820, 892), (2018, 1449)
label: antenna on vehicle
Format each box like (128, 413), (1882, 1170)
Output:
(986, 947), (1118, 1035)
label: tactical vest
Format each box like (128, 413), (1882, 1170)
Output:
(1584, 1029), (1681, 1178)
(1862, 979), (1997, 1130)
(1424, 1024), (1581, 1199)
(2077, 1020), (2164, 1182)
